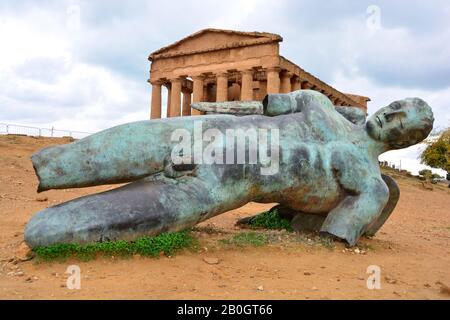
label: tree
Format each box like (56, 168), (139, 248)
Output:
(418, 169), (442, 184)
(420, 128), (450, 187)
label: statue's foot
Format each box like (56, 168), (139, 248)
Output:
(25, 173), (220, 248)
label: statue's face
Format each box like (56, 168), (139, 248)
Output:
(366, 98), (434, 149)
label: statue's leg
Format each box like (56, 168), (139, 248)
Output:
(25, 172), (245, 248)
(31, 118), (201, 191)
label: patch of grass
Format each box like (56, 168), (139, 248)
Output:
(248, 208), (293, 232)
(220, 232), (268, 247)
(191, 225), (224, 234)
(318, 235), (335, 249)
(33, 230), (196, 261)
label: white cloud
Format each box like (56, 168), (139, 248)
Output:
(379, 144), (447, 177)
(0, 1), (448, 176)
(0, 4), (149, 132)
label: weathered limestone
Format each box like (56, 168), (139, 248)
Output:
(240, 69), (254, 101)
(192, 75), (204, 115)
(301, 81), (310, 89)
(166, 84), (171, 117)
(216, 72), (228, 102)
(147, 29), (371, 118)
(280, 71), (292, 94)
(291, 76), (301, 91)
(150, 81), (162, 119)
(266, 67), (280, 94)
(182, 89), (192, 116)
(169, 78), (182, 117)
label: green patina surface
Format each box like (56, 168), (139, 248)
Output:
(25, 90), (434, 248)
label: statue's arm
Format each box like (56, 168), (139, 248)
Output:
(320, 164), (389, 246)
(191, 90), (366, 125)
(190, 101), (263, 115)
(334, 106), (367, 125)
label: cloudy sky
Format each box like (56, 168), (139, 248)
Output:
(0, 0), (449, 174)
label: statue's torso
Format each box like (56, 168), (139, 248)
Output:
(196, 108), (380, 214)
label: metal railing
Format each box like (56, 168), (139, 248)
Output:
(0, 123), (92, 139)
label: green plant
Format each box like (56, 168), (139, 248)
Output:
(318, 235), (335, 249)
(418, 169), (443, 184)
(248, 208), (293, 232)
(421, 128), (450, 187)
(220, 232), (268, 247)
(33, 230), (196, 261)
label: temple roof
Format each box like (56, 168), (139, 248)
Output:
(149, 28), (282, 60)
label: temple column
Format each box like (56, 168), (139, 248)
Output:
(182, 89), (192, 116)
(240, 69), (254, 101)
(266, 67), (280, 94)
(165, 83), (171, 117)
(192, 75), (204, 115)
(150, 80), (162, 119)
(301, 81), (311, 89)
(169, 77), (182, 117)
(280, 71), (292, 93)
(291, 76), (301, 91)
(216, 72), (228, 102)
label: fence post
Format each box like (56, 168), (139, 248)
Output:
(6, 125), (8, 134)
(51, 126), (54, 137)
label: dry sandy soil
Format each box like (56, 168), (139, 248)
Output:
(0, 135), (449, 300)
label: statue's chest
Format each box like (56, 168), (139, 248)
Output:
(277, 144), (346, 212)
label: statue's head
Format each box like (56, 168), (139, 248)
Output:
(366, 98), (434, 149)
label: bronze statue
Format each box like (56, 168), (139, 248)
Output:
(25, 90), (433, 247)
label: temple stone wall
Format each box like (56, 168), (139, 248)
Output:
(148, 28), (370, 119)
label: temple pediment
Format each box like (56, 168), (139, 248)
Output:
(149, 28), (282, 60)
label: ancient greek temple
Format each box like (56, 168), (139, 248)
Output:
(148, 29), (370, 119)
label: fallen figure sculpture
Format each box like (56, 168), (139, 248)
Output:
(25, 90), (434, 247)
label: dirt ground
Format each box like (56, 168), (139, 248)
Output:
(0, 135), (449, 300)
